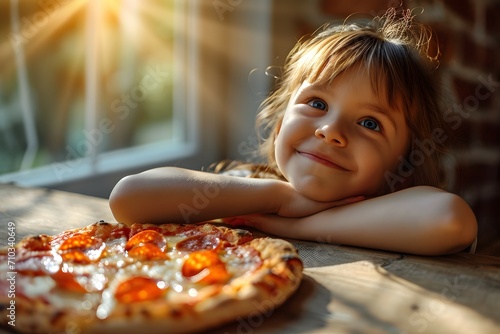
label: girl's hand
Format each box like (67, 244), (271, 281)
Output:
(275, 181), (364, 217)
(222, 214), (303, 238)
(222, 181), (364, 228)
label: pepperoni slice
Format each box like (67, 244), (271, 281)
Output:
(125, 230), (166, 252)
(183, 224), (222, 238)
(19, 235), (52, 252)
(182, 250), (231, 284)
(127, 244), (169, 261)
(115, 277), (166, 304)
(58, 234), (105, 263)
(58, 234), (103, 251)
(195, 263), (231, 285)
(129, 224), (162, 238)
(59, 250), (92, 263)
(14, 235), (53, 263)
(182, 250), (220, 277)
(222, 229), (253, 245)
(176, 234), (220, 252)
(51, 270), (86, 293)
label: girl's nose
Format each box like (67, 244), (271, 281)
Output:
(315, 123), (347, 147)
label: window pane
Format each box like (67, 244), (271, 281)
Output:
(0, 0), (177, 175)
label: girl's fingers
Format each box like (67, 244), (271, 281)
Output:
(224, 196), (365, 227)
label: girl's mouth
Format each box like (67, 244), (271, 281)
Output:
(297, 151), (349, 171)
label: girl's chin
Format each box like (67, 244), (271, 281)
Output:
(292, 180), (384, 202)
(294, 185), (351, 202)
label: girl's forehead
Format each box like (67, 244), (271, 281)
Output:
(308, 65), (404, 112)
(295, 68), (388, 100)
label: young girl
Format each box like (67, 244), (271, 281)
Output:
(109, 9), (477, 255)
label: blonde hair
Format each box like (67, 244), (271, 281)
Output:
(254, 8), (448, 191)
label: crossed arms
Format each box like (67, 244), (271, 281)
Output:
(109, 167), (477, 255)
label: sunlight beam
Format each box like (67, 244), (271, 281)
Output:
(10, 0), (38, 171)
(85, 0), (101, 169)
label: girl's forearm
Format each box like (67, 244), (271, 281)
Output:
(247, 186), (477, 255)
(109, 167), (285, 225)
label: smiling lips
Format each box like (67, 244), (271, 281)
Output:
(297, 151), (349, 171)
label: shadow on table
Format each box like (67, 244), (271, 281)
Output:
(207, 275), (332, 334)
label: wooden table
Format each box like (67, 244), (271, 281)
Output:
(1, 184), (499, 334)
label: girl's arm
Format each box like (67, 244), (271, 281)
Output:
(237, 186), (478, 255)
(109, 167), (361, 225)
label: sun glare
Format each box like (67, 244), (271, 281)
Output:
(1, 0), (179, 173)
(2, 0), (176, 77)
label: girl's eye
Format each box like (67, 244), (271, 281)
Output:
(307, 99), (327, 110)
(359, 118), (381, 132)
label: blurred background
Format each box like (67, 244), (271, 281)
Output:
(0, 0), (498, 255)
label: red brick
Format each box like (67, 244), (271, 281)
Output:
(471, 190), (500, 251)
(452, 77), (493, 112)
(442, 0), (475, 24)
(459, 32), (497, 73)
(477, 120), (500, 147)
(454, 161), (499, 192)
(485, 1), (500, 37)
(444, 118), (474, 149)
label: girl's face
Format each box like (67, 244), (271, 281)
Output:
(274, 68), (410, 201)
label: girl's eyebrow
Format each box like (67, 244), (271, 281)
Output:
(296, 83), (326, 95)
(295, 83), (335, 100)
(360, 103), (398, 133)
(310, 82), (334, 91)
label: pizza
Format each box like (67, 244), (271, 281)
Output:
(0, 220), (303, 334)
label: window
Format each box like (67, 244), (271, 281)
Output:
(0, 0), (200, 188)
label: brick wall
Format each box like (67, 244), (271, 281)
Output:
(413, 0), (500, 255)
(272, 0), (500, 255)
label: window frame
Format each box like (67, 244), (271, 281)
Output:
(0, 0), (203, 189)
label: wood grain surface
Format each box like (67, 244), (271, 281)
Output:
(1, 184), (499, 334)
